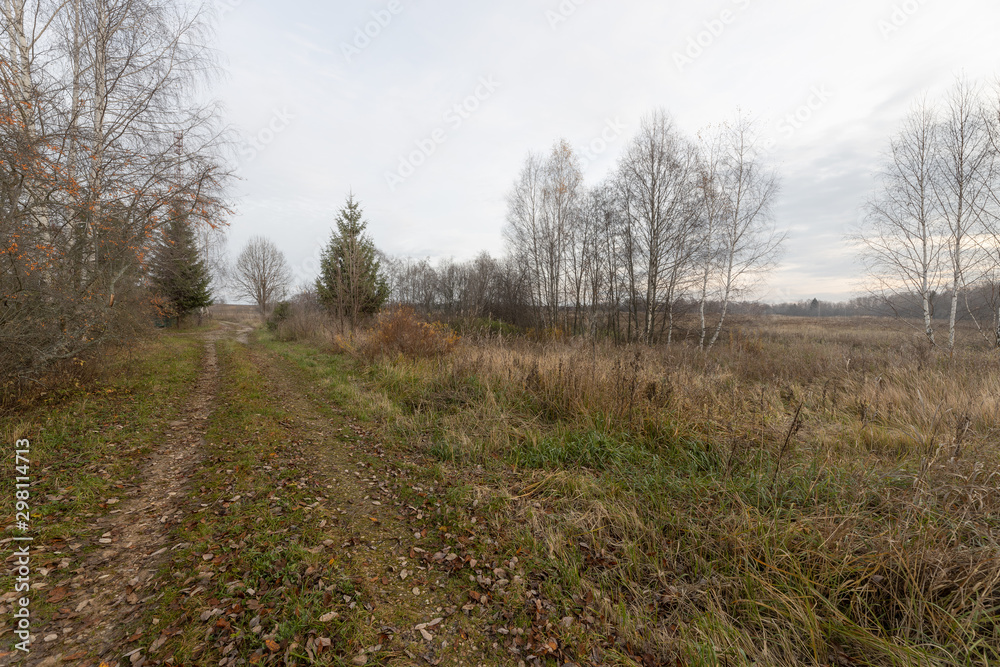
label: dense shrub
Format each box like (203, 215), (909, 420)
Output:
(361, 306), (458, 359)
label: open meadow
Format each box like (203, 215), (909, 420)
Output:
(5, 2), (1000, 665)
(3, 313), (999, 665)
(263, 311), (1000, 666)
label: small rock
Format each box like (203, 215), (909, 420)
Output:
(43, 633), (58, 642)
(351, 655), (367, 666)
(419, 628), (433, 641)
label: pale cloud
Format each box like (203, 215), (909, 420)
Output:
(212, 0), (1000, 303)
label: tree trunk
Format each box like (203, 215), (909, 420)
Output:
(922, 288), (935, 346)
(995, 306), (1000, 349)
(949, 282), (960, 350)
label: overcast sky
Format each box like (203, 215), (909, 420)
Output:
(211, 0), (1000, 303)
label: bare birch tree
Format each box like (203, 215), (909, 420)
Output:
(706, 116), (782, 348)
(983, 80), (1000, 345)
(856, 100), (944, 345)
(934, 79), (994, 349)
(539, 140), (583, 329)
(615, 109), (700, 343)
(695, 127), (729, 347)
(504, 152), (546, 327)
(504, 141), (584, 330)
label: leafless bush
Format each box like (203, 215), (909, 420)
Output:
(272, 292), (329, 343)
(359, 306), (458, 359)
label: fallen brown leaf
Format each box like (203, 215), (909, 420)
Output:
(46, 587), (69, 604)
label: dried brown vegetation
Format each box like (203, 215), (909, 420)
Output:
(359, 306), (460, 359)
(313, 315), (1000, 666)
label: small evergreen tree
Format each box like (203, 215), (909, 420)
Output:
(148, 211), (213, 325)
(316, 194), (389, 327)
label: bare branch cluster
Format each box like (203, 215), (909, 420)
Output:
(500, 109), (783, 346)
(231, 236), (291, 318)
(0, 0), (233, 380)
(856, 77), (1000, 349)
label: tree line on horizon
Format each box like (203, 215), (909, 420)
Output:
(382, 253), (1000, 326)
(383, 109), (786, 347)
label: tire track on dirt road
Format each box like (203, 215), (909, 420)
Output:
(16, 324), (249, 667)
(248, 345), (508, 666)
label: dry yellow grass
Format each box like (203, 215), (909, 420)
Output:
(209, 303), (264, 325)
(277, 314), (1000, 665)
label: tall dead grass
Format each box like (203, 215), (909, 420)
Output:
(347, 316), (1000, 665)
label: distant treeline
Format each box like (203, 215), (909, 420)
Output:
(385, 110), (784, 347)
(769, 284), (1000, 325)
(383, 251), (1000, 331)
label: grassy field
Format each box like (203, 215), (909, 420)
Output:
(270, 313), (1000, 666)
(0, 334), (204, 661)
(2, 315), (998, 666)
(210, 304), (265, 326)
